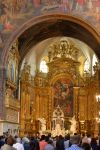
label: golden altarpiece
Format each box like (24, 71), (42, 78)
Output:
(20, 39), (100, 137)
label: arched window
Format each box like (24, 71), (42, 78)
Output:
(92, 54), (98, 74)
(11, 64), (14, 81)
(84, 60), (89, 72)
(40, 60), (48, 73)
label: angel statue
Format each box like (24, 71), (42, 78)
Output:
(70, 116), (77, 135)
(38, 118), (46, 132)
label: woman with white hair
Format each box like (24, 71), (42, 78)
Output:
(13, 138), (24, 150)
(22, 137), (30, 150)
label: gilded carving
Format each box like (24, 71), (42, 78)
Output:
(19, 39), (100, 136)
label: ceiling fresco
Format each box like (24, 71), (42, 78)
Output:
(0, 0), (100, 45)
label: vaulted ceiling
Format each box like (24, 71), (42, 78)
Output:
(18, 19), (100, 64)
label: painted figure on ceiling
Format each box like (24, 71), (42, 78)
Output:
(60, 0), (70, 12)
(87, 0), (93, 10)
(33, 0), (41, 7)
(76, 0), (86, 11)
(69, 0), (77, 11)
(0, 1), (7, 31)
(95, 0), (100, 21)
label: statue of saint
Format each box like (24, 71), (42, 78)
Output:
(38, 118), (46, 132)
(70, 116), (77, 134)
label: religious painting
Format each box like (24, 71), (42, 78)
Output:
(53, 78), (73, 117)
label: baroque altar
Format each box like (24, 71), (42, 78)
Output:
(19, 38), (100, 136)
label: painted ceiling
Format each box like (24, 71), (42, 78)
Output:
(0, 0), (100, 64)
(0, 0), (100, 43)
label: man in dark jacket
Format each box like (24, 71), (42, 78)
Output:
(56, 135), (64, 150)
(30, 137), (40, 150)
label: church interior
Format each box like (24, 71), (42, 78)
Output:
(4, 35), (100, 137)
(0, 1), (100, 138)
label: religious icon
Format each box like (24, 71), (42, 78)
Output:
(53, 78), (73, 117)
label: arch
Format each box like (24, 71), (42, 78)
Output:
(50, 73), (74, 86)
(0, 13), (100, 89)
(2, 14), (100, 67)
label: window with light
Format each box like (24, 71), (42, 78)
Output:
(84, 60), (89, 72)
(40, 60), (48, 73)
(92, 54), (98, 74)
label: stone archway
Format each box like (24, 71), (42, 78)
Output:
(0, 14), (100, 120)
(2, 14), (100, 65)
